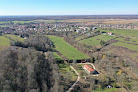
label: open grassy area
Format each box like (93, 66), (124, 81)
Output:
(12, 21), (33, 24)
(111, 42), (138, 51)
(0, 36), (10, 45)
(79, 35), (116, 46)
(0, 21), (10, 24)
(115, 37), (138, 44)
(53, 52), (63, 61)
(99, 29), (138, 37)
(47, 35), (89, 60)
(5, 35), (24, 41)
(0, 36), (10, 50)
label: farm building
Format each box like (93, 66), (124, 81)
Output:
(83, 65), (96, 74)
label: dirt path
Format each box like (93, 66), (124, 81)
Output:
(67, 63), (99, 92)
(67, 65), (80, 92)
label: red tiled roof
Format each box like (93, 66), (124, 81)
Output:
(83, 65), (95, 72)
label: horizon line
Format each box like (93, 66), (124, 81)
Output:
(0, 14), (138, 16)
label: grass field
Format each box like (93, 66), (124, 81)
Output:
(0, 36), (10, 45)
(5, 35), (24, 41)
(79, 35), (116, 46)
(53, 52), (63, 61)
(99, 29), (138, 37)
(47, 35), (89, 60)
(0, 36), (10, 50)
(111, 42), (138, 51)
(115, 37), (138, 44)
(0, 21), (10, 24)
(12, 21), (33, 24)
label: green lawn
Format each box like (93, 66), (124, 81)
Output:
(79, 35), (115, 46)
(0, 36), (10, 45)
(47, 35), (89, 60)
(53, 52), (63, 61)
(111, 42), (138, 51)
(5, 35), (24, 41)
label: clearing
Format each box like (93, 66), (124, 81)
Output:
(47, 35), (89, 60)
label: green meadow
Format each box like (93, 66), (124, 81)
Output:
(111, 42), (138, 51)
(0, 36), (10, 45)
(12, 21), (33, 24)
(99, 29), (138, 37)
(5, 35), (24, 41)
(79, 35), (115, 46)
(53, 52), (63, 61)
(47, 35), (89, 60)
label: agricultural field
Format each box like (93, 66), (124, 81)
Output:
(79, 35), (116, 46)
(111, 42), (138, 51)
(0, 21), (10, 24)
(47, 35), (89, 60)
(62, 19), (138, 25)
(5, 35), (24, 41)
(115, 37), (138, 44)
(99, 29), (138, 37)
(12, 21), (33, 24)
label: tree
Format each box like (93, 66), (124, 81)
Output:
(100, 40), (106, 46)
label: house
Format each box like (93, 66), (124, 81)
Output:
(83, 65), (96, 74)
(107, 32), (113, 36)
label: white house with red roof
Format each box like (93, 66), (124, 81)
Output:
(83, 65), (96, 74)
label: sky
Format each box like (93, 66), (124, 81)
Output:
(0, 0), (138, 15)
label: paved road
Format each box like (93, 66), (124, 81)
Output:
(67, 66), (80, 92)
